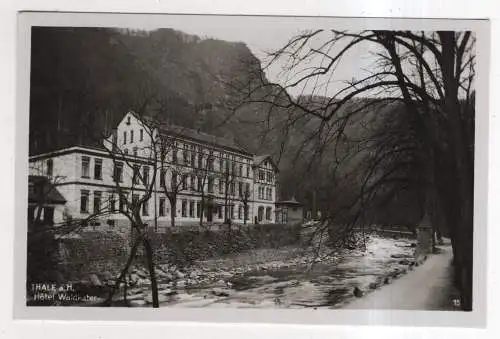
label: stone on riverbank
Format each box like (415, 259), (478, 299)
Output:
(124, 235), (416, 309)
(391, 254), (412, 259)
(129, 273), (139, 284)
(136, 278), (150, 286)
(211, 288), (232, 297)
(89, 274), (102, 287)
(353, 287), (364, 297)
(135, 269), (149, 279)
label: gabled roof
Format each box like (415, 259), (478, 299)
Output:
(127, 110), (143, 122)
(141, 116), (252, 155)
(30, 111), (253, 159)
(29, 144), (108, 161)
(253, 155), (269, 166)
(276, 196), (302, 206)
(252, 154), (279, 171)
(28, 175), (66, 205)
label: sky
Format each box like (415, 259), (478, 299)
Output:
(122, 15), (381, 97)
(106, 15), (473, 100)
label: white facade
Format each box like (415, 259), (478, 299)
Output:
(29, 112), (279, 230)
(251, 156), (278, 224)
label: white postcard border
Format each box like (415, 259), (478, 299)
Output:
(13, 11), (490, 329)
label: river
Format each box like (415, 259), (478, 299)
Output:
(122, 235), (417, 308)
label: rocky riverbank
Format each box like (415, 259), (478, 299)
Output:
(89, 235), (421, 308)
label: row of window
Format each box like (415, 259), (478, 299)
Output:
(257, 169), (274, 183)
(81, 190), (153, 216)
(133, 164), (150, 185)
(96, 150), (256, 180)
(81, 156), (103, 180)
(276, 210), (288, 223)
(257, 186), (274, 201)
(177, 142), (252, 165)
(79, 189), (270, 221)
(167, 174), (252, 197)
(172, 150), (253, 178)
(43, 154), (272, 190)
(167, 172), (214, 192)
(216, 158), (251, 178)
(81, 157), (149, 185)
(123, 128), (144, 145)
(79, 155), (268, 186)
(257, 206), (273, 222)
(179, 200), (249, 220)
(123, 147), (139, 157)
(82, 154), (257, 197)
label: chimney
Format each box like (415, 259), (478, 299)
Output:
(110, 128), (118, 151)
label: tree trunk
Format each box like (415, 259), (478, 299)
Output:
(199, 195), (205, 226)
(104, 236), (142, 306)
(243, 203), (248, 225)
(311, 190), (317, 219)
(143, 237), (159, 308)
(439, 31), (474, 310)
(169, 196), (177, 228)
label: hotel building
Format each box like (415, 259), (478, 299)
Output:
(29, 112), (279, 230)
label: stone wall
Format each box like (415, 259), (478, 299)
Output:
(149, 223), (302, 268)
(56, 229), (132, 283)
(43, 223), (301, 284)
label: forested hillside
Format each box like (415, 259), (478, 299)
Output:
(29, 27), (422, 225)
(30, 27), (264, 153)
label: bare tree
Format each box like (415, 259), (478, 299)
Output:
(228, 30), (475, 310)
(80, 114), (209, 308)
(219, 158), (239, 228)
(90, 118), (167, 308)
(156, 135), (191, 229)
(238, 182), (252, 225)
(191, 148), (215, 227)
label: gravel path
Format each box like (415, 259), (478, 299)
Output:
(344, 239), (461, 311)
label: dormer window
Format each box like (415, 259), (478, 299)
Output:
(126, 116), (131, 125)
(139, 129), (143, 141)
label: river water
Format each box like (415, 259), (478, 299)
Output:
(139, 236), (417, 309)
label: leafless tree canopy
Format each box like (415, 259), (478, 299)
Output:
(226, 30), (475, 310)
